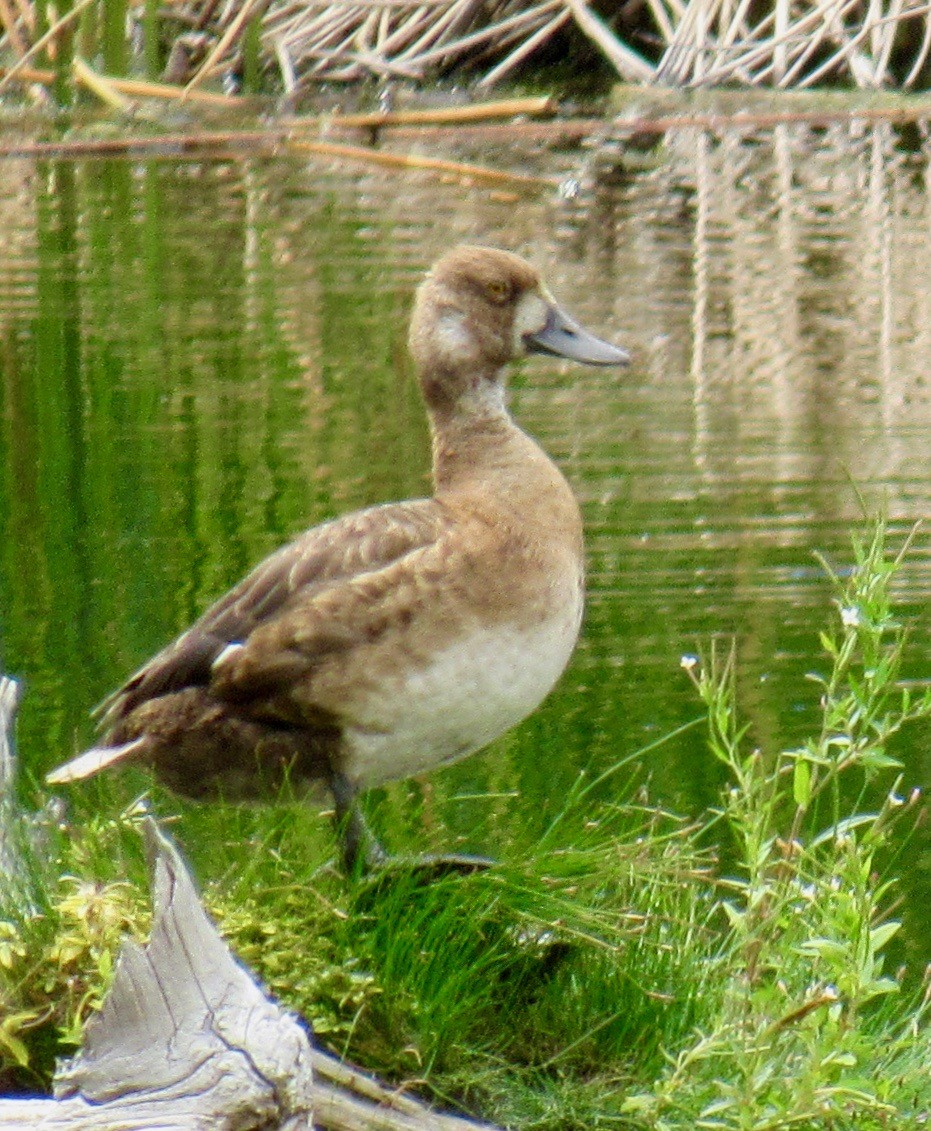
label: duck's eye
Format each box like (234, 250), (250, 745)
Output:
(486, 279), (512, 305)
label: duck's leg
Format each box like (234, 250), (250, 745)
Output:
(328, 769), (494, 879)
(328, 769), (388, 874)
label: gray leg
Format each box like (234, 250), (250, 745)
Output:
(328, 771), (387, 874)
(328, 769), (494, 879)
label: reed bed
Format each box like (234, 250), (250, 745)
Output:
(1, 0), (931, 95)
(653, 0), (931, 87)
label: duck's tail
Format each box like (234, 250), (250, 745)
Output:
(45, 736), (149, 785)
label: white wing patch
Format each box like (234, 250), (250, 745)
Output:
(212, 642), (245, 672)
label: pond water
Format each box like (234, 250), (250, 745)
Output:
(2, 113), (931, 965)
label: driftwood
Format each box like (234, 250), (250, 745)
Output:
(0, 675), (22, 884)
(0, 681), (498, 1130)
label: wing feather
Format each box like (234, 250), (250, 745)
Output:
(103, 499), (447, 726)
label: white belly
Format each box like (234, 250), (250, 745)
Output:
(341, 604), (582, 789)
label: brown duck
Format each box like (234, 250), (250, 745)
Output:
(47, 245), (630, 872)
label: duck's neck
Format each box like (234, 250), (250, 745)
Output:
(425, 368), (572, 517)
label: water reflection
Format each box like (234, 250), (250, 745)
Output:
(0, 119), (929, 960)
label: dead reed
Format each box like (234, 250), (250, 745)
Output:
(1, 0), (930, 102)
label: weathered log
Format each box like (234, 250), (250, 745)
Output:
(0, 674), (23, 883)
(1, 816), (499, 1128)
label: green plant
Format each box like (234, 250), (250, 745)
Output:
(0, 806), (150, 1091)
(624, 521), (931, 1130)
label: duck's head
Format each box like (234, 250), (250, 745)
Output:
(409, 245), (630, 413)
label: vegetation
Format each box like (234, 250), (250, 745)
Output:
(3, 0), (931, 105)
(2, 520), (931, 1129)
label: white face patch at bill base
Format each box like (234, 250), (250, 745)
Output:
(512, 291), (550, 354)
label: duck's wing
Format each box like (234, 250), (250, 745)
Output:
(100, 498), (447, 726)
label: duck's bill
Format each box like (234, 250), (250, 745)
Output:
(525, 303), (630, 366)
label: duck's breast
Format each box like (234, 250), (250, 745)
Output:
(339, 565), (584, 788)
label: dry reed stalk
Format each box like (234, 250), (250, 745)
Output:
(720, 0), (754, 48)
(693, 0), (737, 79)
(477, 7), (570, 84)
(562, 0), (655, 80)
(411, 0), (557, 67)
(271, 5), (351, 45)
(313, 95), (556, 129)
(669, 0), (807, 85)
(325, 9), (434, 71)
(700, 0), (864, 87)
(903, 7), (931, 82)
(468, 8), (556, 68)
(0, 0), (95, 94)
(298, 11), (368, 74)
(867, 0), (883, 61)
(0, 0), (29, 59)
(643, 0), (677, 48)
(773, 0), (789, 79)
(193, 0), (223, 31)
(330, 4), (420, 54)
(367, 117), (602, 142)
(319, 3), (426, 69)
(798, 6), (889, 85)
(872, 0), (904, 83)
(377, 4), (391, 46)
(273, 34), (297, 90)
(3, 105), (931, 165)
(697, 8), (783, 83)
(369, 4), (434, 55)
(73, 55), (132, 108)
(11, 0), (33, 34)
(776, 0), (849, 86)
(396, 0), (480, 60)
(654, 0), (690, 79)
(693, 0), (714, 81)
(327, 48), (423, 78)
(391, 0), (462, 58)
(289, 136), (555, 185)
(183, 0), (266, 91)
(621, 103), (931, 135)
(218, 0), (245, 28)
(661, 0), (688, 23)
(716, 0), (732, 41)
(657, 0), (713, 82)
(0, 129), (283, 158)
(352, 7), (379, 52)
(271, 4), (348, 47)
(110, 71), (245, 101)
(0, 61), (243, 101)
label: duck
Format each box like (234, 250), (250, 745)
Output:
(46, 245), (630, 873)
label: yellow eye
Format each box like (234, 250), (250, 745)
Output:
(487, 279), (511, 304)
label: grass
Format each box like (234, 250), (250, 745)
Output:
(2, 519), (931, 1128)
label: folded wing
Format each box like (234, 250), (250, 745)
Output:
(97, 498), (449, 730)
